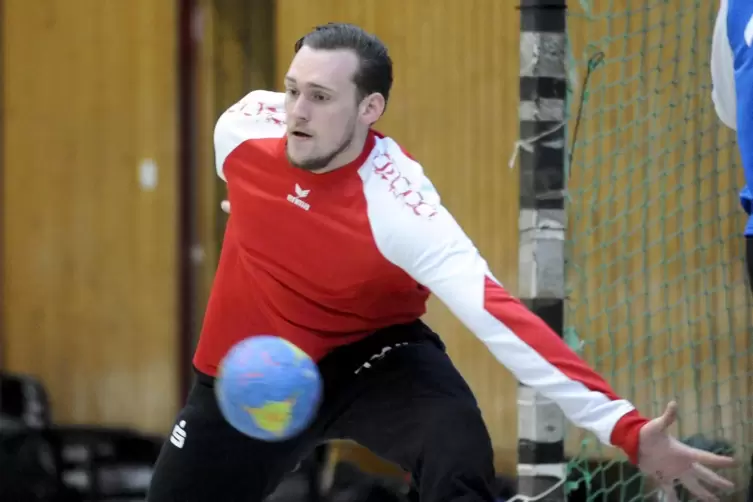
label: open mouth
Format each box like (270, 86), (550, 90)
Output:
(291, 131), (312, 139)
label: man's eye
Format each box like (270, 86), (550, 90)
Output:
(312, 94), (328, 102)
(287, 89), (299, 97)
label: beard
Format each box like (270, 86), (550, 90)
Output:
(286, 121), (357, 172)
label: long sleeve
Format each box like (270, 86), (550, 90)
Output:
(214, 90), (287, 182)
(711, 0), (737, 130)
(361, 143), (649, 462)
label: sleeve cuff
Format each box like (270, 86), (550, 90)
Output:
(609, 409), (649, 465)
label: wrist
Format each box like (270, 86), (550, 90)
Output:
(610, 409), (650, 464)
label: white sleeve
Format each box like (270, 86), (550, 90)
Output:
(362, 144), (648, 462)
(213, 90), (287, 182)
(711, 0), (737, 130)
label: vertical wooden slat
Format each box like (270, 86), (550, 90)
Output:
(0, 0), (6, 369)
(2, 0), (180, 434)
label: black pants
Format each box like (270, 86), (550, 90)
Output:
(146, 320), (496, 502)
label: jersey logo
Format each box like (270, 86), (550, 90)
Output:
(287, 183), (311, 211)
(372, 153), (438, 219)
(170, 420), (187, 449)
(226, 99), (286, 127)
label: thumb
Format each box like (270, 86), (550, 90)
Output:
(221, 200), (231, 214)
(657, 401), (678, 431)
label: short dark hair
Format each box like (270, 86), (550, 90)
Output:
(294, 23), (393, 106)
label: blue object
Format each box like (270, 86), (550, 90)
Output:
(727, 1), (753, 235)
(215, 336), (323, 441)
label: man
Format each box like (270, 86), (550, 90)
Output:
(711, 2), (753, 501)
(147, 23), (735, 502)
(711, 0), (753, 286)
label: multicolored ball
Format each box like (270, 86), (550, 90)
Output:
(215, 336), (322, 441)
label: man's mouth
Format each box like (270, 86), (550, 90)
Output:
(291, 131), (312, 139)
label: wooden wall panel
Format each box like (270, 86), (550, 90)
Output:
(275, 0), (522, 473)
(566, 0), (752, 469)
(2, 0), (179, 434)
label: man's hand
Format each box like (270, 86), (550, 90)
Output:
(221, 200), (231, 214)
(638, 401), (736, 501)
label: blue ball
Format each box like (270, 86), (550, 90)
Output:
(215, 336), (322, 441)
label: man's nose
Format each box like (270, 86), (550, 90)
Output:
(290, 96), (311, 121)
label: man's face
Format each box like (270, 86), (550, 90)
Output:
(284, 46), (362, 171)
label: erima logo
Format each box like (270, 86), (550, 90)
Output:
(287, 184), (311, 211)
(170, 420), (187, 448)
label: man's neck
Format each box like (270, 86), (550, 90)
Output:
(312, 131), (370, 174)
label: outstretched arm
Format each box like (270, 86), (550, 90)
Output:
(373, 199), (734, 499)
(376, 201), (648, 462)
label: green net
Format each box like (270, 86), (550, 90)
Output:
(563, 1), (751, 500)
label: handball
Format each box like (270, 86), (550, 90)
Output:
(215, 336), (322, 441)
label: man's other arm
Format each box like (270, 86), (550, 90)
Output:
(711, 0), (737, 130)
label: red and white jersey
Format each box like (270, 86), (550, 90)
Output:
(194, 90), (648, 462)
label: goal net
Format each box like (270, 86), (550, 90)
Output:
(564, 1), (751, 499)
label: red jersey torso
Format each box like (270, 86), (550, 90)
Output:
(193, 91), (429, 375)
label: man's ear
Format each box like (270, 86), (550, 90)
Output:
(360, 92), (386, 125)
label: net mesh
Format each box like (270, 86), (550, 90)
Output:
(563, 1), (752, 500)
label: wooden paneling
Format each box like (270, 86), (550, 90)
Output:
(2, 0), (179, 434)
(275, 0), (522, 473)
(566, 0), (752, 467)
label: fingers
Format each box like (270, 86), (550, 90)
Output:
(658, 401), (679, 431)
(679, 443), (738, 468)
(693, 463), (734, 491)
(679, 472), (719, 502)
